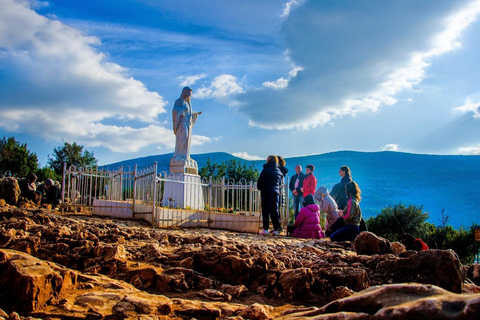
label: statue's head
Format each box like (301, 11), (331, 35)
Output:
(180, 87), (193, 100)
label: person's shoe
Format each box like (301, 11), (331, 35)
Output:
(259, 229), (269, 235)
(271, 230), (280, 236)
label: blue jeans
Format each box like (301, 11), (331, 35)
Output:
(330, 224), (359, 241)
(293, 194), (304, 219)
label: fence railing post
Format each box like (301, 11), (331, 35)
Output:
(61, 162), (66, 214)
(132, 164), (137, 217)
(208, 176), (212, 228)
(152, 162), (158, 227)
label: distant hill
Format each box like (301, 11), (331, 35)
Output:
(101, 152), (243, 173)
(103, 151), (480, 229)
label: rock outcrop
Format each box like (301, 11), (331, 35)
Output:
(0, 205), (479, 319)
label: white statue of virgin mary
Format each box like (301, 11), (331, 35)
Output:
(172, 87), (201, 166)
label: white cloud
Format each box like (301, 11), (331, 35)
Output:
(195, 75), (244, 102)
(458, 144), (480, 155)
(232, 152), (263, 161)
(178, 73), (207, 87)
(235, 0), (480, 130)
(454, 99), (480, 118)
(381, 144), (399, 152)
(0, 0), (213, 153)
(281, 0), (306, 18)
(263, 64), (303, 90)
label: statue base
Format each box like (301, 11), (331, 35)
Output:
(162, 173), (204, 210)
(163, 156), (203, 210)
(169, 157), (198, 175)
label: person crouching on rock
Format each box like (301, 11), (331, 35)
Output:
(330, 181), (362, 242)
(314, 186), (340, 236)
(257, 155), (283, 236)
(291, 194), (325, 239)
(19, 173), (42, 204)
(42, 179), (62, 208)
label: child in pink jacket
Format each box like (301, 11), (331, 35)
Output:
(292, 195), (325, 239)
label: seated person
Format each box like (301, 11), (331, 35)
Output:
(314, 186), (340, 236)
(330, 181), (362, 242)
(42, 179), (62, 208)
(291, 195), (325, 239)
(18, 173), (41, 203)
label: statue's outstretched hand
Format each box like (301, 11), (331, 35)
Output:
(197, 111), (202, 115)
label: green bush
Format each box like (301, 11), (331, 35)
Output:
(366, 203), (429, 242)
(367, 203), (478, 264)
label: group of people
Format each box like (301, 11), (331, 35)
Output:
(258, 155), (364, 242)
(18, 173), (62, 208)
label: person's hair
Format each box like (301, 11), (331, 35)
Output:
(27, 173), (37, 182)
(306, 164), (314, 171)
(345, 181), (361, 201)
(303, 194), (315, 206)
(340, 165), (351, 177)
(278, 156), (286, 167)
(266, 155), (278, 164)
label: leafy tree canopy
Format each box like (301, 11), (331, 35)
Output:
(35, 166), (61, 182)
(0, 136), (38, 177)
(199, 159), (259, 181)
(48, 142), (98, 175)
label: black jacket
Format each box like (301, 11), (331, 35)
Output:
(289, 172), (306, 195)
(257, 162), (283, 196)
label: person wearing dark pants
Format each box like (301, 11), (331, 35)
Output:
(330, 181), (362, 242)
(289, 164), (306, 219)
(257, 155), (283, 236)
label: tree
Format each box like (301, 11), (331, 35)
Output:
(0, 136), (39, 177)
(48, 142), (98, 175)
(35, 166), (61, 182)
(199, 158), (259, 181)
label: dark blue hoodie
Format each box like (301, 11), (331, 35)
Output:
(257, 162), (283, 196)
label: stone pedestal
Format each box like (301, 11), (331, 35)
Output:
(163, 157), (203, 210)
(169, 157), (198, 175)
(163, 173), (204, 210)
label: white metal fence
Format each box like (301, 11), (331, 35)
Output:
(62, 162), (289, 231)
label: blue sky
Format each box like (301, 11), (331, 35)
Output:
(1, 0), (480, 166)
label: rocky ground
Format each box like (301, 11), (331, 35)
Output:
(1, 199), (480, 319)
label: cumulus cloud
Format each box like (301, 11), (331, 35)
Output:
(263, 64), (303, 90)
(381, 144), (399, 152)
(232, 152), (263, 161)
(195, 75), (244, 103)
(234, 0), (480, 130)
(458, 144), (480, 155)
(178, 73), (207, 87)
(454, 99), (480, 118)
(0, 0), (200, 153)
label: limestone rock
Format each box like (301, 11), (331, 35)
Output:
(0, 178), (20, 205)
(467, 264), (480, 286)
(0, 249), (77, 312)
(353, 231), (392, 255)
(391, 241), (406, 255)
(278, 283), (480, 319)
(374, 249), (463, 293)
(278, 268), (314, 299)
(238, 303), (273, 320)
